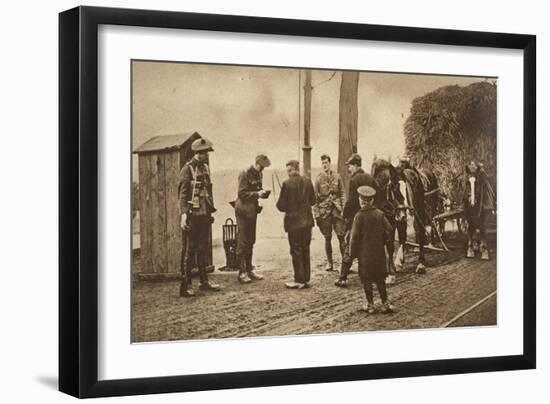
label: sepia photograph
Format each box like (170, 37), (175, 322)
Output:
(131, 60), (497, 343)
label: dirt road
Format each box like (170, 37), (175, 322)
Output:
(132, 233), (496, 342)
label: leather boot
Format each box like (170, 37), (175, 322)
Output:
(247, 251), (263, 280)
(466, 241), (475, 258)
(237, 254), (252, 284)
(480, 241), (490, 260)
(197, 253), (220, 291)
(179, 279), (195, 297)
(180, 249), (195, 297)
(324, 238), (334, 271)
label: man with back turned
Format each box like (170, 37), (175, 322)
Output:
(276, 160), (316, 289)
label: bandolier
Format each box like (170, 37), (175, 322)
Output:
(179, 138), (220, 297)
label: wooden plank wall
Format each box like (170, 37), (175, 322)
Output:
(138, 155), (152, 273)
(150, 153), (166, 273)
(165, 152), (183, 273)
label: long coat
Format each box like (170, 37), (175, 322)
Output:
(276, 174), (315, 233)
(349, 206), (393, 283)
(343, 168), (381, 226)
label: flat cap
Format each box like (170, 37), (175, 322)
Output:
(191, 137), (214, 152)
(358, 185), (376, 199)
(345, 153), (362, 166)
(286, 159), (300, 170)
(255, 154), (271, 168)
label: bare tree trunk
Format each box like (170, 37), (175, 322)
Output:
(337, 71), (360, 191)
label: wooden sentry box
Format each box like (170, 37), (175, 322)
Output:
(133, 132), (213, 280)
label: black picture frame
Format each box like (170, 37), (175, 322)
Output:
(59, 5), (536, 398)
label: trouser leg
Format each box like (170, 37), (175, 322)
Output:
(237, 253), (247, 275)
(339, 260), (352, 282)
(337, 235), (345, 258)
(377, 280), (388, 303)
(465, 210), (476, 257)
(479, 211), (490, 260)
(237, 252), (251, 283)
(288, 231), (304, 283)
(237, 214), (257, 278)
(324, 233), (333, 266)
(302, 228), (312, 283)
(364, 282), (374, 304)
(189, 216), (220, 290)
(180, 230), (195, 296)
(339, 230), (352, 281)
(246, 249), (253, 271)
(318, 217), (333, 269)
(197, 252), (208, 284)
(333, 216), (346, 259)
(180, 231), (192, 287)
(183, 225), (199, 288)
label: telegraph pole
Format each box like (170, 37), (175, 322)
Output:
(302, 70), (313, 179)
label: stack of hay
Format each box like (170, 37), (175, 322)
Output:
(404, 81), (497, 205)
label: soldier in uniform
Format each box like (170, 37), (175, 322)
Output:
(276, 160), (316, 289)
(178, 138), (221, 297)
(335, 153), (381, 288)
(313, 154), (346, 271)
(234, 154), (271, 284)
(350, 186), (394, 314)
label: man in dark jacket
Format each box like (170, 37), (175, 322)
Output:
(178, 138), (220, 297)
(350, 186), (394, 314)
(335, 153), (381, 288)
(464, 161), (496, 260)
(276, 160), (316, 289)
(234, 154), (271, 283)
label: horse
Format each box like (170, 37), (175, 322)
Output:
(371, 159), (429, 280)
(463, 162), (496, 260)
(416, 167), (443, 246)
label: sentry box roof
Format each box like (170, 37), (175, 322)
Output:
(133, 132), (201, 155)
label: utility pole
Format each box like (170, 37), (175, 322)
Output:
(337, 71), (360, 190)
(302, 70), (313, 179)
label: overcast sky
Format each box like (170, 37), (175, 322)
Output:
(132, 61), (485, 176)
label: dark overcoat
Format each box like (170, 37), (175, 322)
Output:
(343, 168), (381, 226)
(349, 206), (393, 283)
(276, 174), (315, 233)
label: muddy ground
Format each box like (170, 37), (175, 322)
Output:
(132, 233), (496, 342)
